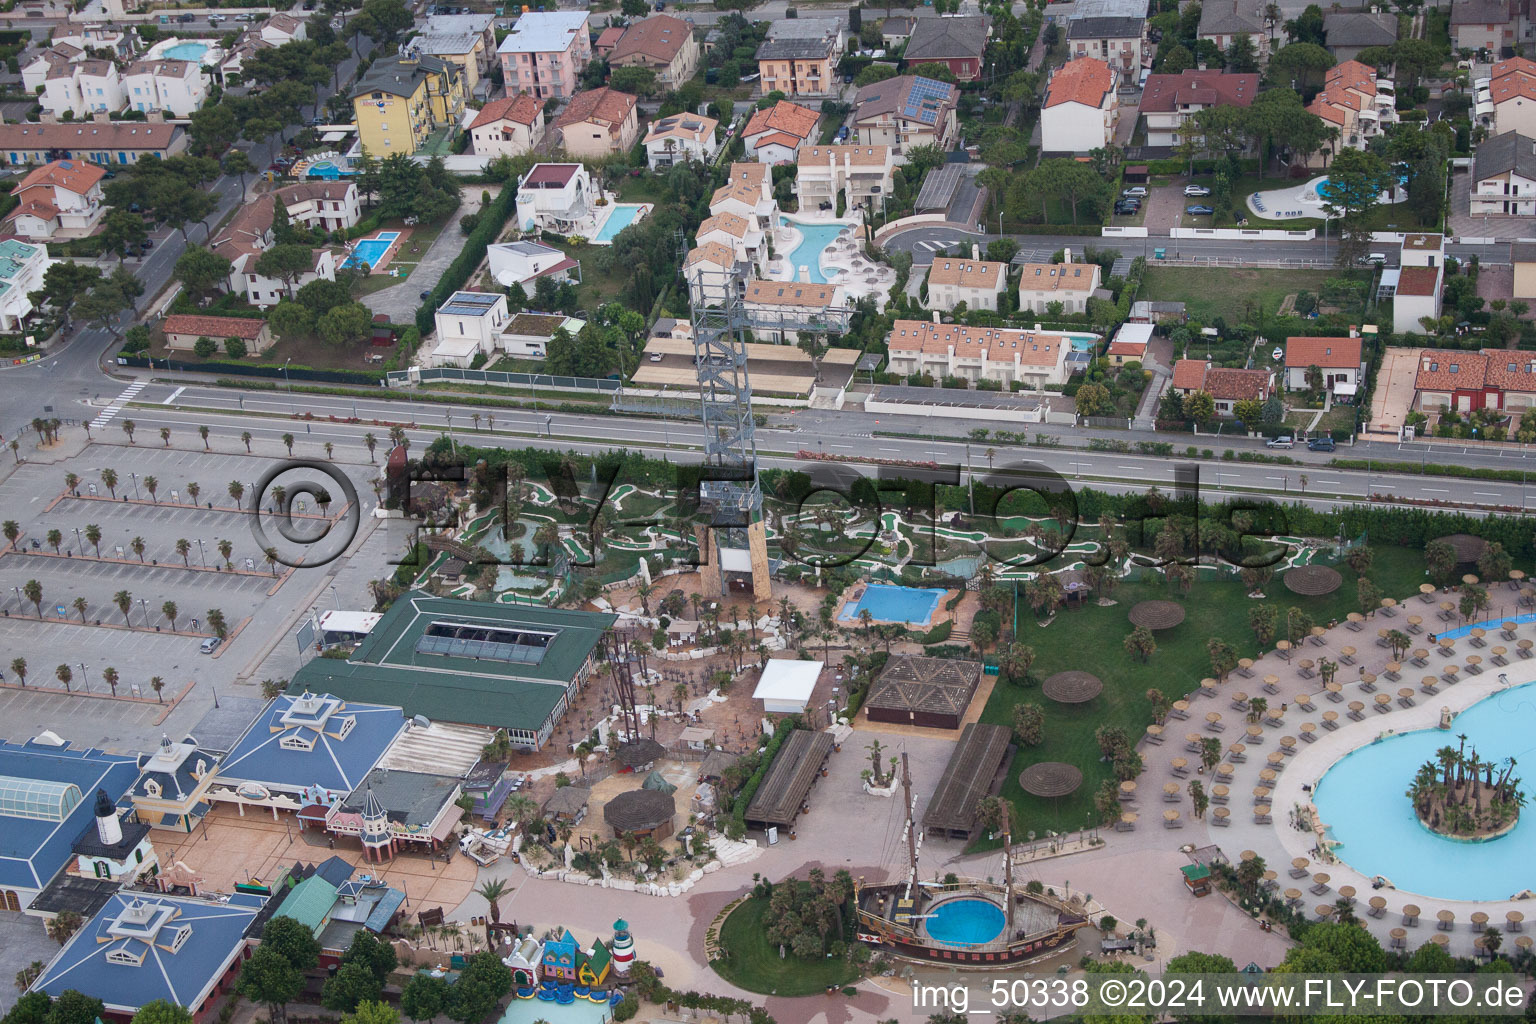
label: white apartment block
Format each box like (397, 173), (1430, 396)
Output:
(926, 256), (1008, 312)
(794, 144), (894, 211)
(122, 59), (207, 117)
(886, 317), (1073, 388)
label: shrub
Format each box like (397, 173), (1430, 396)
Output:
(193, 336), (217, 358)
(223, 337), (246, 359)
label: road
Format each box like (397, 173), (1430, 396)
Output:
(883, 224), (1518, 267)
(54, 381), (1536, 517)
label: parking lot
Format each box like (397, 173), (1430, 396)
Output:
(0, 442), (383, 751)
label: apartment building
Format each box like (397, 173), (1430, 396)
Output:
(350, 53), (465, 157)
(497, 11), (591, 102)
(850, 75), (959, 155)
(1488, 57), (1536, 137)
(1307, 59), (1396, 160)
(1066, 16), (1145, 72)
(469, 93), (544, 158)
(122, 59), (207, 117)
(1041, 57), (1118, 154)
(903, 15), (989, 81)
(4, 158), (106, 240)
(886, 318), (1073, 388)
(741, 99), (820, 163)
(414, 12), (496, 94)
(1139, 69), (1258, 146)
(0, 119), (186, 167)
(0, 239), (51, 331)
(925, 256), (1008, 312)
(644, 113), (719, 168)
(696, 210), (768, 275)
(1016, 255), (1101, 314)
(610, 15), (700, 89)
(794, 144), (894, 212)
(551, 87), (639, 158)
(710, 162), (778, 235)
(1471, 130), (1536, 215)
(1197, 0), (1267, 57)
(275, 180), (361, 233)
(42, 59), (121, 117)
(756, 18), (844, 98)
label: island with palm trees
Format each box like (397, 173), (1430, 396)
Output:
(1407, 736), (1525, 840)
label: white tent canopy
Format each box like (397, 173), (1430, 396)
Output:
(753, 659), (824, 713)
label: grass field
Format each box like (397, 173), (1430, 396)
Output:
(711, 897), (859, 996)
(1139, 267), (1366, 325)
(974, 545), (1432, 842)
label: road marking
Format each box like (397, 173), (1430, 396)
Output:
(163, 386), (185, 405)
(1474, 491), (1501, 497)
(829, 444), (853, 449)
(1422, 488), (1449, 493)
(878, 447), (900, 452)
(89, 381), (146, 430)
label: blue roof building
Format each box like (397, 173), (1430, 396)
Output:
(0, 737), (138, 909)
(206, 693), (407, 818)
(269, 856), (405, 959)
(32, 890), (265, 1021)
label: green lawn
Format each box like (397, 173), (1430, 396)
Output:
(975, 545), (1431, 842)
(1139, 266), (1370, 325)
(711, 897), (859, 996)
(1237, 176), (1439, 232)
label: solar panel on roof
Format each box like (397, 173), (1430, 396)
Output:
(901, 76), (951, 124)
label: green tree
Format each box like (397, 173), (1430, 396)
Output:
(318, 302), (373, 348)
(174, 246), (234, 305)
(1075, 382), (1112, 417)
(321, 962), (382, 1013)
(1012, 702), (1045, 746)
(100, 209), (149, 264)
(237, 945), (305, 1024)
(399, 974), (450, 1023)
(222, 149), (257, 202)
(256, 244), (317, 299)
(45, 991), (103, 1024)
(130, 1001), (194, 1024)
(446, 952), (512, 1024)
(1184, 390), (1216, 423)
(270, 300), (315, 342)
(608, 66), (658, 96)
(261, 915), (322, 971)
(341, 1004), (399, 1024)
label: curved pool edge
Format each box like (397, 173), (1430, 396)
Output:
(1270, 673), (1536, 905)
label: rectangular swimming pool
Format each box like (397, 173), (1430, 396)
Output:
(838, 583), (945, 626)
(593, 204), (646, 243)
(343, 231), (400, 270)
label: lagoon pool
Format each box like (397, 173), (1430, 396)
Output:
(1066, 334), (1100, 352)
(162, 42), (209, 61)
(343, 231), (400, 271)
(593, 203), (647, 243)
(1313, 679), (1536, 901)
(926, 898), (1005, 946)
(838, 583), (944, 626)
(499, 993), (611, 1024)
(307, 160), (347, 180)
(780, 217), (847, 284)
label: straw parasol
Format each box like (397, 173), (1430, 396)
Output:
(1369, 895), (1387, 915)
(1163, 809), (1181, 823)
(1146, 723), (1164, 739)
(1277, 640), (1292, 657)
(1207, 711), (1223, 726)
(1163, 781), (1180, 796)
(1300, 722), (1316, 737)
(1211, 807), (1229, 823)
(1507, 911), (1524, 932)
(1212, 783), (1229, 799)
(1437, 909), (1456, 927)
(1347, 612), (1364, 626)
(1375, 693), (1393, 709)
(1130, 601), (1186, 630)
(1338, 885), (1356, 902)
(1462, 573), (1481, 587)
(1217, 763), (1235, 778)
(1020, 763), (1084, 798)
(1419, 584), (1437, 600)
(1433, 534), (1487, 563)
(1322, 711), (1339, 726)
(1431, 933), (1449, 948)
(1172, 699), (1191, 715)
(1246, 724), (1263, 741)
(1342, 645), (1357, 660)
(1316, 904), (1336, 920)
(1285, 888), (1302, 903)
(1310, 625), (1328, 642)
(1349, 700), (1366, 715)
(1253, 785), (1272, 800)
(1119, 780), (1137, 795)
(1313, 872), (1331, 887)
(1381, 597), (1398, 613)
(1390, 927), (1407, 948)
(1403, 903), (1421, 922)
(1043, 671), (1104, 704)
(1408, 614), (1424, 630)
(1120, 811), (1138, 826)
(1286, 565), (1343, 595)
(1170, 756), (1189, 772)
(1518, 936), (1534, 954)
(1326, 682), (1343, 697)
(1360, 672), (1377, 688)
(1259, 768), (1277, 783)
(1266, 751), (1285, 766)
(1240, 849), (1257, 861)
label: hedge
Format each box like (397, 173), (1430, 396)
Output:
(729, 720), (801, 832)
(415, 183), (519, 335)
(118, 354), (384, 386)
(1142, 157), (1261, 176)
(919, 620), (953, 645)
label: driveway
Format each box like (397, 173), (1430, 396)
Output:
(1364, 344), (1422, 439)
(1142, 178), (1191, 233)
(360, 189), (492, 323)
(1446, 168), (1533, 241)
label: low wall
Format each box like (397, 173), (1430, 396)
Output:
(1101, 226), (1149, 238)
(874, 213), (953, 243)
(1170, 227), (1316, 241)
(863, 396), (1046, 425)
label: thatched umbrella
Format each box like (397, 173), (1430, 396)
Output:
(1285, 565), (1343, 596)
(1129, 600), (1186, 630)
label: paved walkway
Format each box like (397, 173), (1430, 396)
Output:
(1447, 171), (1534, 242)
(361, 189), (496, 323)
(1161, 579), (1536, 959)
(1363, 345), (1422, 439)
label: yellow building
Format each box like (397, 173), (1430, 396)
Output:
(351, 53), (465, 157)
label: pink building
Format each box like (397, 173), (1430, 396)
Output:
(497, 11), (591, 102)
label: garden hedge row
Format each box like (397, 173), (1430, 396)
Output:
(414, 183), (519, 335)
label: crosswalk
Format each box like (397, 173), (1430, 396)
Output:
(913, 239), (965, 253)
(1010, 247), (1060, 264)
(89, 380), (146, 431)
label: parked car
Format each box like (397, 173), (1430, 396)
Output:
(200, 636), (222, 654)
(1265, 435), (1295, 449)
(207, 12), (225, 21)
(1359, 252), (1387, 265)
(176, 13), (195, 22)
(1113, 202), (1139, 215)
(1122, 186), (1148, 198)
(1183, 184), (1211, 197)
(235, 12), (255, 20)
(1185, 204), (1214, 215)
(139, 239), (153, 250)
(419, 290), (432, 301)
(1307, 437), (1337, 452)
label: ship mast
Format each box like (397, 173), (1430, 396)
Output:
(1001, 801), (1014, 939)
(902, 752), (919, 900)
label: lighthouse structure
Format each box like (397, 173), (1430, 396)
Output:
(95, 788), (123, 846)
(610, 919), (635, 978)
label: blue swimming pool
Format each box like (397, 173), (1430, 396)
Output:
(1313, 679), (1536, 900)
(593, 203), (647, 243)
(926, 898), (1005, 946)
(839, 583), (944, 626)
(780, 217), (848, 284)
(343, 231), (400, 271)
(499, 992), (611, 1024)
(1066, 334), (1100, 352)
(307, 160), (347, 181)
(162, 42), (209, 61)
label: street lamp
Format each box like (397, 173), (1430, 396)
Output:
(129, 472), (141, 500)
(73, 526), (82, 555)
(138, 598), (148, 625)
(196, 537), (206, 568)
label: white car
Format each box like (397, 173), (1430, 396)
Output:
(1184, 184), (1211, 197)
(1122, 186), (1148, 198)
(207, 13), (224, 22)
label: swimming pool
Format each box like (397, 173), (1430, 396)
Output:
(162, 42), (209, 61)
(500, 992), (610, 1024)
(838, 583), (944, 626)
(307, 160), (346, 180)
(1313, 679), (1536, 901)
(780, 217), (847, 284)
(926, 898), (1005, 946)
(593, 203), (647, 243)
(343, 231), (400, 271)
(1066, 334), (1100, 352)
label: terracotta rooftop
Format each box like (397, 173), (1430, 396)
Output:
(1016, 261), (1099, 293)
(162, 314), (266, 340)
(470, 93), (542, 129)
(1326, 59), (1378, 95)
(798, 144), (891, 167)
(13, 158), (104, 197)
(1046, 57), (1115, 109)
(927, 258), (1007, 289)
(888, 320), (1070, 367)
(552, 87), (636, 133)
(696, 211), (752, 239)
(275, 180), (355, 204)
(1414, 351), (1486, 393)
(611, 14), (693, 64)
(1140, 70), (1258, 112)
(684, 241), (736, 268)
(1285, 336), (1362, 369)
(644, 113), (717, 144)
(743, 100), (821, 142)
(1171, 358), (1209, 391)
(1203, 366), (1272, 401)
(744, 280), (839, 306)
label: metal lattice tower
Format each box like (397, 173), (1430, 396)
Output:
(689, 263), (761, 528)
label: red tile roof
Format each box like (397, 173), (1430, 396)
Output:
(610, 14), (692, 64)
(1170, 358), (1208, 391)
(12, 158), (104, 197)
(162, 314), (266, 340)
(1285, 336), (1362, 369)
(1414, 349), (1536, 395)
(552, 87), (637, 134)
(523, 163), (580, 186)
(743, 100), (821, 143)
(470, 93), (542, 129)
(1046, 57), (1115, 109)
(1396, 266), (1441, 296)
(1140, 70), (1258, 112)
(1203, 367), (1271, 401)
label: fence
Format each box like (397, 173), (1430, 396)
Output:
(1169, 227), (1316, 241)
(384, 367), (622, 392)
(116, 354), (386, 386)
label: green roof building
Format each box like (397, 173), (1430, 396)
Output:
(289, 595), (615, 750)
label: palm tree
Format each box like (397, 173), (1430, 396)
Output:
(364, 433), (377, 461)
(187, 482), (201, 505)
(159, 426), (171, 447)
(54, 664), (71, 692)
(229, 480), (245, 508)
(46, 529), (61, 554)
(162, 601), (178, 631)
(241, 431), (252, 453)
(150, 676), (165, 703)
(100, 468), (118, 498)
(64, 472), (79, 496)
(281, 433), (295, 456)
(143, 475), (159, 503)
(72, 596), (87, 623)
(84, 523), (101, 557)
(264, 547), (280, 576)
(324, 442), (334, 460)
(102, 666), (119, 697)
(130, 536), (145, 561)
(476, 879), (510, 930)
(2, 520), (17, 548)
(22, 579), (43, 618)
(219, 539), (234, 568)
(10, 657), (26, 687)
(122, 419), (135, 444)
(199, 425), (211, 450)
(176, 539), (191, 566)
